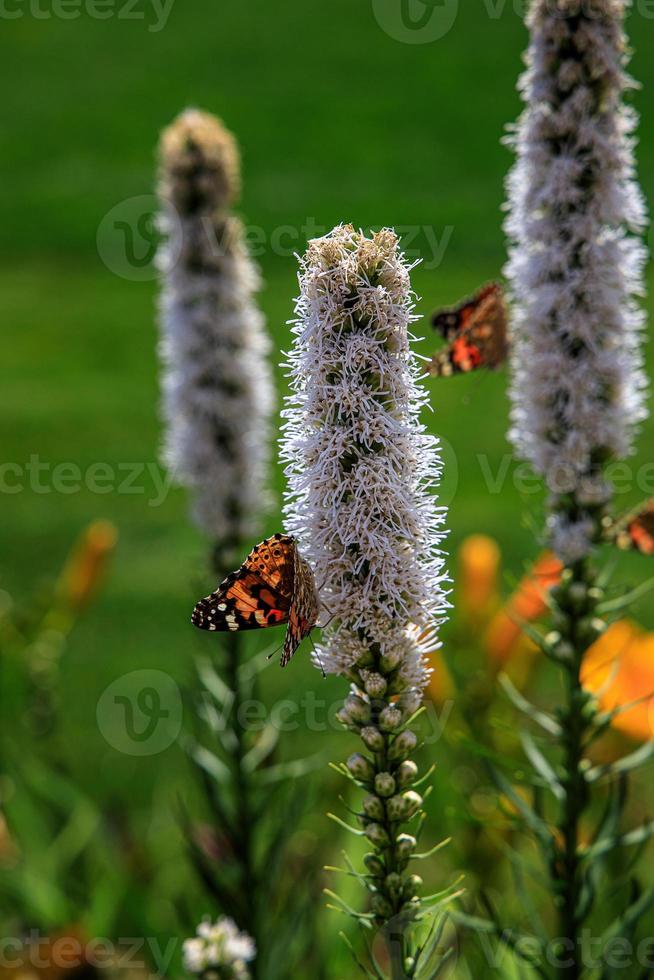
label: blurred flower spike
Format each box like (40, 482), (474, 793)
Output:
(183, 917), (256, 980)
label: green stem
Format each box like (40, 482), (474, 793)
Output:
(212, 544), (259, 978)
(552, 559), (599, 979)
(224, 630), (258, 977)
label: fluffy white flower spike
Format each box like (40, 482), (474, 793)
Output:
(157, 109), (273, 558)
(183, 916), (256, 980)
(282, 224), (448, 699)
(505, 0), (648, 563)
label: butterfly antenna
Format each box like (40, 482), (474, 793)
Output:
(318, 602), (337, 630)
(266, 641), (285, 662)
(308, 634), (327, 679)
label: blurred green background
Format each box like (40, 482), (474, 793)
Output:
(1, 0), (653, 972)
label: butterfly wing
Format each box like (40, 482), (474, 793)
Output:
(429, 283), (508, 377)
(280, 548), (320, 667)
(616, 502), (654, 555)
(192, 534), (294, 632)
(431, 282), (499, 341)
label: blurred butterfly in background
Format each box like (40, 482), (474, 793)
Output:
(610, 500), (654, 556)
(428, 282), (509, 377)
(191, 533), (321, 667)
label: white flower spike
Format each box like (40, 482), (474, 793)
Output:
(157, 109), (274, 555)
(505, 0), (648, 563)
(282, 224), (448, 699)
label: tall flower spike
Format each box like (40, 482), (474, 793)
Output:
(282, 226), (449, 968)
(157, 108), (273, 563)
(498, 5), (653, 974)
(283, 224), (448, 700)
(505, 0), (648, 563)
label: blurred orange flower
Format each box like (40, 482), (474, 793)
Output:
(428, 534), (501, 705)
(582, 620), (654, 742)
(486, 552), (562, 669)
(458, 534), (501, 623)
(58, 520), (118, 613)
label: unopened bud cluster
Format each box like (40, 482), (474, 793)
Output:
(341, 659), (427, 926)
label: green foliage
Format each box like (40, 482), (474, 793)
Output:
(183, 635), (330, 980)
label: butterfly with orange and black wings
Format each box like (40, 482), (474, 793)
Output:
(191, 534), (321, 667)
(428, 282), (509, 377)
(609, 500), (654, 556)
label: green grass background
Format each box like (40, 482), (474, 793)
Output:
(2, 0), (654, 971)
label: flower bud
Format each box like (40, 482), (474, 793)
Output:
(363, 795), (385, 822)
(385, 872), (402, 900)
(554, 640), (575, 662)
(344, 694), (371, 725)
(347, 753), (375, 783)
(386, 673), (409, 695)
(361, 672), (387, 698)
(379, 706), (402, 732)
(371, 894), (394, 919)
(360, 726), (385, 752)
(374, 772), (396, 798)
(395, 760), (418, 788)
(567, 582), (588, 610)
(380, 649), (402, 673)
(356, 649), (375, 668)
(401, 896), (421, 920)
(336, 707), (355, 728)
(395, 834), (417, 860)
(388, 729), (417, 762)
(386, 791), (423, 822)
(579, 617), (606, 645)
(363, 853), (385, 877)
(403, 874), (423, 897)
(365, 823), (390, 847)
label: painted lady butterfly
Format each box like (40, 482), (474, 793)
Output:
(613, 500), (654, 556)
(428, 282), (509, 377)
(191, 534), (321, 667)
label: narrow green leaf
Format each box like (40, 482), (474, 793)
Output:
(585, 820), (654, 861)
(324, 889), (374, 921)
(339, 931), (382, 979)
(597, 578), (654, 614)
(488, 766), (553, 849)
(327, 812), (365, 836)
(258, 751), (327, 785)
(196, 655), (232, 705)
(188, 742), (231, 784)
(242, 721), (279, 773)
(499, 673), (562, 736)
(414, 837), (451, 861)
(520, 731), (565, 801)
(585, 740), (654, 783)
(598, 884), (654, 948)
